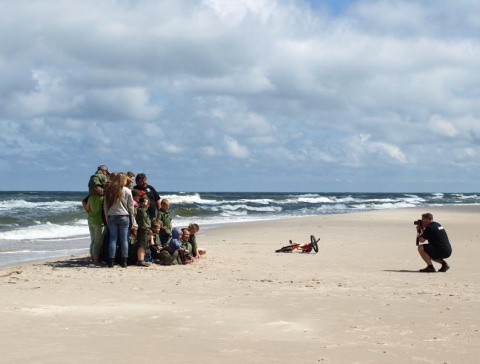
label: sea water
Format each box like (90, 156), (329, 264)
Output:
(1, 191), (479, 266)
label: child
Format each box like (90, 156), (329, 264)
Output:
(157, 227), (187, 265)
(149, 218), (164, 261)
(131, 189), (141, 209)
(135, 195), (151, 267)
(180, 228), (195, 264)
(188, 223), (206, 259)
(156, 199), (172, 248)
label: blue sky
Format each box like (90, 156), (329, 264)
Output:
(1, 0), (479, 192)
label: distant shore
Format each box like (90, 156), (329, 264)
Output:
(1, 205), (479, 363)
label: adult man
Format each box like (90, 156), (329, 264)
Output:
(416, 213), (452, 273)
(88, 164), (110, 196)
(133, 173), (161, 219)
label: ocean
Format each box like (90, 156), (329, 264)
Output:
(1, 191), (479, 267)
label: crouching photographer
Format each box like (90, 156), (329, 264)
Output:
(415, 213), (452, 273)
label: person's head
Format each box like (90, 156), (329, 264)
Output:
(98, 164), (110, 176)
(131, 189), (141, 202)
(126, 172), (135, 189)
(171, 227), (182, 240)
(135, 173), (148, 188)
(160, 199), (170, 211)
(139, 195), (150, 207)
(182, 228), (190, 241)
(151, 218), (163, 233)
(188, 223), (199, 235)
(421, 213), (434, 227)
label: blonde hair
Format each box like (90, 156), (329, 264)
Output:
(105, 172), (128, 210)
(189, 223), (199, 233)
(126, 171), (135, 189)
(151, 218), (163, 229)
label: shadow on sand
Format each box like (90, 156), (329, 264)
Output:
(383, 269), (430, 274)
(44, 256), (92, 269)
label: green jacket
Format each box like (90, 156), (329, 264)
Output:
(136, 206), (151, 230)
(88, 195), (104, 226)
(156, 209), (172, 236)
(152, 233), (161, 247)
(88, 171), (107, 188)
(189, 234), (197, 253)
(180, 238), (193, 255)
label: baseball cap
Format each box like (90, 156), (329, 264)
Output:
(98, 165), (110, 174)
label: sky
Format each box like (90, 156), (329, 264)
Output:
(1, 0), (479, 193)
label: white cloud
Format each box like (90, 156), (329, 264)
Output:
(0, 0), (479, 191)
(224, 135), (250, 158)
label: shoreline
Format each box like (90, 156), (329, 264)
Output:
(1, 205), (479, 363)
(1, 204), (479, 269)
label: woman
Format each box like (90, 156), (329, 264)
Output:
(104, 172), (135, 268)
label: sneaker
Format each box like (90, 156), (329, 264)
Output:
(438, 262), (450, 272)
(136, 261), (150, 267)
(419, 265), (436, 273)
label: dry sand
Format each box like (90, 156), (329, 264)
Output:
(1, 206), (479, 363)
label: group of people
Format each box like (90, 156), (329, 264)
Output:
(83, 165), (206, 268)
(84, 165), (453, 272)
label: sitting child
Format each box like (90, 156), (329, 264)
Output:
(156, 227), (190, 265)
(156, 199), (172, 248)
(149, 218), (164, 261)
(180, 228), (195, 264)
(188, 223), (206, 259)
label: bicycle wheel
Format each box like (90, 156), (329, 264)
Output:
(275, 246), (293, 253)
(310, 235), (319, 253)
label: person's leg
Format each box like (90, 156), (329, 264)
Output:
(91, 225), (105, 265)
(434, 258), (450, 272)
(137, 247), (145, 262)
(418, 245), (435, 272)
(118, 216), (130, 267)
(135, 232), (149, 267)
(108, 216), (119, 267)
(418, 245), (432, 265)
(88, 224), (95, 261)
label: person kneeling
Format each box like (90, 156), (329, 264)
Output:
(416, 213), (452, 273)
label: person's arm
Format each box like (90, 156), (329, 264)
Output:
(126, 189), (135, 227)
(82, 195), (90, 213)
(417, 226), (426, 243)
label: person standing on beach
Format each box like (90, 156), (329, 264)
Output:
(416, 213), (452, 273)
(83, 194), (106, 266)
(104, 173), (135, 268)
(135, 195), (152, 267)
(133, 173), (161, 219)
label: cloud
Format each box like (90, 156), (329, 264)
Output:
(0, 0), (479, 191)
(224, 135), (250, 158)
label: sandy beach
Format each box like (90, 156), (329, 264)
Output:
(1, 206), (479, 363)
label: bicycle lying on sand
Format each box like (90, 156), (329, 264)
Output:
(275, 235), (320, 253)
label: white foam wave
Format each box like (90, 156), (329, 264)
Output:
(162, 193), (218, 205)
(0, 199), (81, 212)
(212, 204), (282, 213)
(0, 248), (87, 255)
(0, 220), (89, 241)
(455, 194), (480, 200)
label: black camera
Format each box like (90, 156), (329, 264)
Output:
(414, 219), (422, 227)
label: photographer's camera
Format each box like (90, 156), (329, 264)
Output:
(414, 219), (422, 227)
